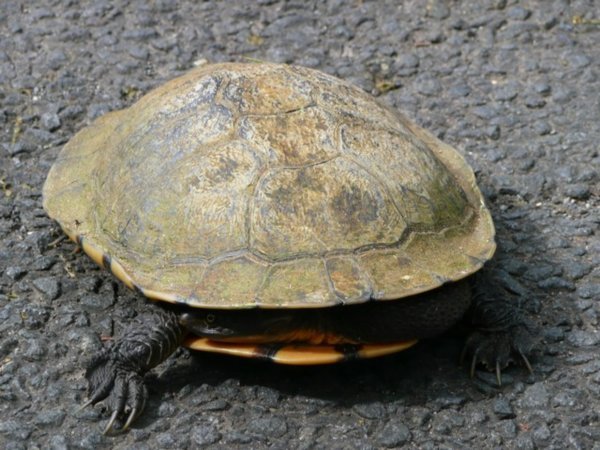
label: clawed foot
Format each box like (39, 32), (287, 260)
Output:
(460, 320), (537, 386)
(81, 349), (148, 434)
(79, 310), (185, 433)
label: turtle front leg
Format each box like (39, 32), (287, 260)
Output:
(83, 308), (185, 434)
(461, 271), (538, 384)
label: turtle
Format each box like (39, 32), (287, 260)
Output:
(43, 62), (535, 433)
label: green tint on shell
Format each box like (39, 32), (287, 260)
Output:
(43, 62), (495, 309)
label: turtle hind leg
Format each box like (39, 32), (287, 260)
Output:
(461, 272), (538, 384)
(84, 308), (185, 434)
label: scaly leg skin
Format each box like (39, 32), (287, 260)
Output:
(461, 271), (538, 385)
(83, 308), (185, 434)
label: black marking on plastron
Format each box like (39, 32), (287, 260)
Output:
(334, 344), (362, 362)
(255, 343), (286, 361)
(102, 252), (112, 270)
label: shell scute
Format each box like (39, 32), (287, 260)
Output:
(250, 158), (407, 259)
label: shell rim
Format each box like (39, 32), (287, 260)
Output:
(61, 220), (496, 310)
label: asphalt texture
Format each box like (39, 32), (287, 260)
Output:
(0, 1), (599, 448)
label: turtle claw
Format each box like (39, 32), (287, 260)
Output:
(104, 410), (120, 435)
(84, 350), (149, 434)
(77, 397), (95, 413)
(102, 372), (147, 434)
(496, 360), (502, 387)
(123, 407), (141, 431)
(460, 322), (537, 385)
(518, 348), (534, 375)
(468, 347), (480, 379)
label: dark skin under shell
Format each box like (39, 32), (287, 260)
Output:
(181, 281), (471, 344)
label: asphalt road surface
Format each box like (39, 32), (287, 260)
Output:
(1, 1), (598, 448)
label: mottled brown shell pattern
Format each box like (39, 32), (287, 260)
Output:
(43, 63), (495, 308)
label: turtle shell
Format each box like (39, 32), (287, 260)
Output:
(43, 62), (495, 309)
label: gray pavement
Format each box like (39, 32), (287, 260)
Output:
(1, 1), (598, 448)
